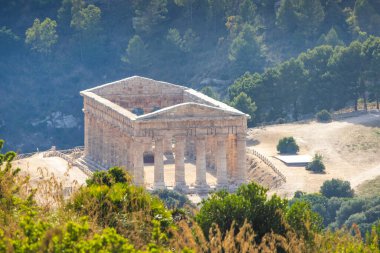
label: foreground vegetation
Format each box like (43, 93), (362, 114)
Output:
(293, 179), (380, 237)
(1, 139), (380, 252)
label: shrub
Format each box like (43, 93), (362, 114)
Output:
(316, 109), (332, 122)
(306, 154), (325, 173)
(276, 117), (286, 124)
(152, 189), (190, 209)
(320, 179), (354, 198)
(286, 200), (323, 241)
(196, 183), (288, 241)
(276, 137), (299, 154)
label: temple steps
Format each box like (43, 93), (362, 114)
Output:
(75, 156), (107, 172)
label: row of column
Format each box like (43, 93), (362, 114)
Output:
(85, 113), (246, 191)
(145, 134), (246, 191)
(85, 114), (132, 170)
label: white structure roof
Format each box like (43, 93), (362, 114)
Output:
(275, 155), (312, 165)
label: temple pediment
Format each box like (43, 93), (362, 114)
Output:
(137, 102), (246, 120)
(85, 76), (186, 97)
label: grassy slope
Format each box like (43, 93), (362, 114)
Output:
(356, 176), (380, 197)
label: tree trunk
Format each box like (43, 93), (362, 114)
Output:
(354, 97), (358, 111)
(363, 92), (368, 111)
(377, 93), (379, 110)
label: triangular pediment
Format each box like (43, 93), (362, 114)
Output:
(137, 102), (245, 120)
(84, 76), (186, 96)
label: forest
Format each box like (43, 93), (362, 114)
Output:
(1, 0), (380, 151)
(1, 140), (380, 252)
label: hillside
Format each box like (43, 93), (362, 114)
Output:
(2, 0), (380, 151)
(248, 110), (380, 198)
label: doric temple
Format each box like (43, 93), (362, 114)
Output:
(80, 76), (248, 192)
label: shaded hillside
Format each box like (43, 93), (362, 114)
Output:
(1, 0), (380, 151)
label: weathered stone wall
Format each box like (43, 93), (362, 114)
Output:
(81, 76), (248, 192)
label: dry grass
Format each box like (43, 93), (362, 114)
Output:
(356, 175), (380, 197)
(248, 112), (380, 197)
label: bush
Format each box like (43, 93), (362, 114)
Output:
(152, 189), (190, 209)
(316, 109), (332, 122)
(320, 179), (354, 198)
(196, 183), (288, 241)
(276, 117), (286, 124)
(276, 137), (299, 154)
(306, 154), (325, 173)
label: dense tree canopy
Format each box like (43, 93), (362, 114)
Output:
(3, 0), (380, 152)
(229, 36), (380, 124)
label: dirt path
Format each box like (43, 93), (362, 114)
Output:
(248, 111), (380, 198)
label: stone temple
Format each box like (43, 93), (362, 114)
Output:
(80, 76), (248, 192)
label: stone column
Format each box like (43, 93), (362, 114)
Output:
(174, 135), (186, 191)
(227, 134), (237, 183)
(93, 119), (100, 163)
(133, 139), (144, 186)
(101, 121), (108, 167)
(126, 139), (134, 173)
(195, 136), (208, 191)
(216, 135), (228, 188)
(109, 125), (116, 167)
(113, 127), (122, 167)
(154, 137), (165, 189)
(87, 115), (94, 160)
(121, 134), (129, 171)
(84, 112), (90, 157)
(97, 119), (104, 166)
(236, 133), (247, 184)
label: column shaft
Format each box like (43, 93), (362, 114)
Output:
(113, 127), (121, 167)
(154, 137), (165, 189)
(216, 135), (228, 188)
(84, 113), (90, 156)
(122, 135), (129, 170)
(87, 115), (94, 159)
(195, 136), (207, 188)
(109, 126), (116, 167)
(97, 120), (103, 164)
(236, 133), (247, 184)
(93, 119), (100, 163)
(174, 136), (186, 189)
(103, 122), (111, 168)
(133, 140), (144, 186)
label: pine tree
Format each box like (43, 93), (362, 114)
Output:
(25, 18), (58, 54)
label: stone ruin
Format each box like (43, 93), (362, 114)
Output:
(80, 76), (248, 192)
